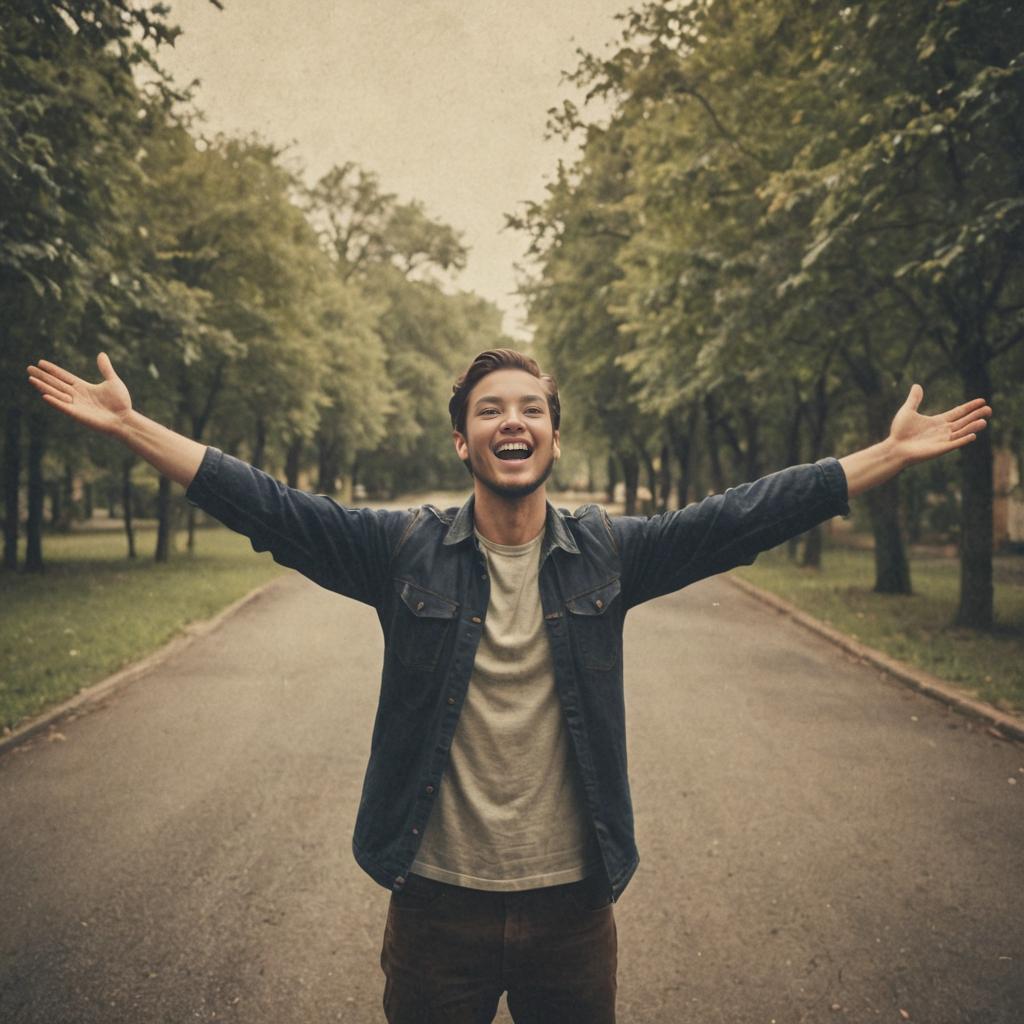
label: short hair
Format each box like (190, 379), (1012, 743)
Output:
(449, 349), (561, 435)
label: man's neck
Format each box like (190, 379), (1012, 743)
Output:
(472, 484), (548, 546)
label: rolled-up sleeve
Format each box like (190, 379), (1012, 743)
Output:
(185, 447), (413, 608)
(612, 457), (849, 609)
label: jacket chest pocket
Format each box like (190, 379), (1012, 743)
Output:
(393, 580), (459, 673)
(565, 578), (621, 671)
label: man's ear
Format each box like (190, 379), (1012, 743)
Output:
(553, 429), (560, 461)
(453, 430), (469, 462)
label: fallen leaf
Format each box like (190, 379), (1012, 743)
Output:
(986, 727), (1007, 741)
(899, 1011), (910, 1021)
(47, 731), (67, 743)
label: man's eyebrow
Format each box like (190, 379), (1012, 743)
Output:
(473, 394), (546, 407)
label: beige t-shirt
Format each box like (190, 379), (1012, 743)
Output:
(410, 529), (600, 890)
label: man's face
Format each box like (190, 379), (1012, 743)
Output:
(453, 368), (560, 501)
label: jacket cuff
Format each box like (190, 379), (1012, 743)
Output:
(816, 456), (850, 517)
(185, 446), (223, 507)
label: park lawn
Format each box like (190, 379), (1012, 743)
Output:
(1, 524), (285, 732)
(733, 545), (1024, 715)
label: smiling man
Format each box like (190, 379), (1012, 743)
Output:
(27, 347), (990, 1023)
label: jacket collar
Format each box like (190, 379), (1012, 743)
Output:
(443, 493), (580, 556)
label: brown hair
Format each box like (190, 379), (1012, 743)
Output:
(449, 349), (560, 435)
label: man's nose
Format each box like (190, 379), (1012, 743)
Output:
(501, 408), (526, 430)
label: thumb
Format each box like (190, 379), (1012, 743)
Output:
(905, 382), (924, 412)
(97, 352), (117, 381)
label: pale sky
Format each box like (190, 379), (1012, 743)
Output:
(158, 0), (628, 338)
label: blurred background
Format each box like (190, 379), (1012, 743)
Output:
(2, 0), (1022, 729)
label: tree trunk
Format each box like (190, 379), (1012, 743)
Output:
(154, 474), (172, 562)
(863, 478), (911, 593)
(83, 481), (94, 521)
(3, 404), (21, 570)
(605, 454), (618, 505)
(954, 358), (993, 628)
(668, 405), (698, 508)
(317, 435), (340, 495)
(740, 406), (761, 481)
(619, 452), (639, 516)
(252, 416), (267, 471)
(639, 445), (657, 515)
(658, 442), (672, 512)
(187, 505), (197, 553)
(122, 457), (136, 559)
(800, 525), (823, 568)
(702, 395), (727, 494)
(285, 438), (302, 489)
(25, 411), (45, 572)
(350, 455), (361, 503)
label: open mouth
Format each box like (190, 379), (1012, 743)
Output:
(494, 441), (532, 461)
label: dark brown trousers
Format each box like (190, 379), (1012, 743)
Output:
(379, 873), (618, 1023)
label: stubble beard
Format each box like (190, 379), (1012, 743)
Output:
(465, 443), (556, 500)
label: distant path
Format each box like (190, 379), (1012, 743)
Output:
(1, 573), (1021, 1023)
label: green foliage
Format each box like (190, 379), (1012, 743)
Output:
(514, 0), (1024, 619)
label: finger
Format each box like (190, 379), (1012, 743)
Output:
(97, 352), (116, 381)
(41, 392), (74, 412)
(950, 417), (989, 440)
(27, 365), (74, 394)
(36, 359), (79, 386)
(905, 383), (924, 411)
(949, 405), (991, 433)
(28, 376), (72, 403)
(943, 397), (988, 422)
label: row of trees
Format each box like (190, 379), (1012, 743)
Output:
(1, 1), (505, 570)
(515, 0), (1024, 628)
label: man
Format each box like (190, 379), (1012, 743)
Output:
(27, 349), (990, 1023)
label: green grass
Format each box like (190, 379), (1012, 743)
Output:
(1, 524), (284, 732)
(734, 545), (1024, 714)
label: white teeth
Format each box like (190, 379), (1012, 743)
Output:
(496, 442), (530, 453)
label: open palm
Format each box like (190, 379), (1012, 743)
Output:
(27, 353), (132, 436)
(891, 384), (991, 465)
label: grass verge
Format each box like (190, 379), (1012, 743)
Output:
(1, 524), (284, 732)
(733, 545), (1024, 715)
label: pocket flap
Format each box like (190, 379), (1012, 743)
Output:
(399, 581), (459, 619)
(565, 578), (621, 616)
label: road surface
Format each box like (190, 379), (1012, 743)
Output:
(1, 572), (1021, 1023)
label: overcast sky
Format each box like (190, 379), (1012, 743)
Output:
(158, 0), (628, 338)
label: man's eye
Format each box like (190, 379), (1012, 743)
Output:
(479, 409), (499, 416)
(526, 407), (544, 415)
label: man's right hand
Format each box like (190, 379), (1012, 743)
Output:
(27, 352), (132, 437)
(27, 352), (206, 488)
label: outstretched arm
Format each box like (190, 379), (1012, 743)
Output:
(27, 353), (205, 488)
(839, 385), (991, 499)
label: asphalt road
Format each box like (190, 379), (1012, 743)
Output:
(1, 572), (1021, 1024)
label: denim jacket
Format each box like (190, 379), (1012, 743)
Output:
(186, 448), (849, 902)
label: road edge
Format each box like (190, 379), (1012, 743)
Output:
(728, 573), (1024, 743)
(0, 575), (289, 758)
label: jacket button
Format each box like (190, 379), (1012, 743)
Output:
(447, 696), (456, 705)
(595, 598), (604, 609)
(471, 615), (482, 624)
(411, 827), (419, 836)
(425, 785), (434, 794)
(416, 601), (425, 611)
(395, 876), (406, 886)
